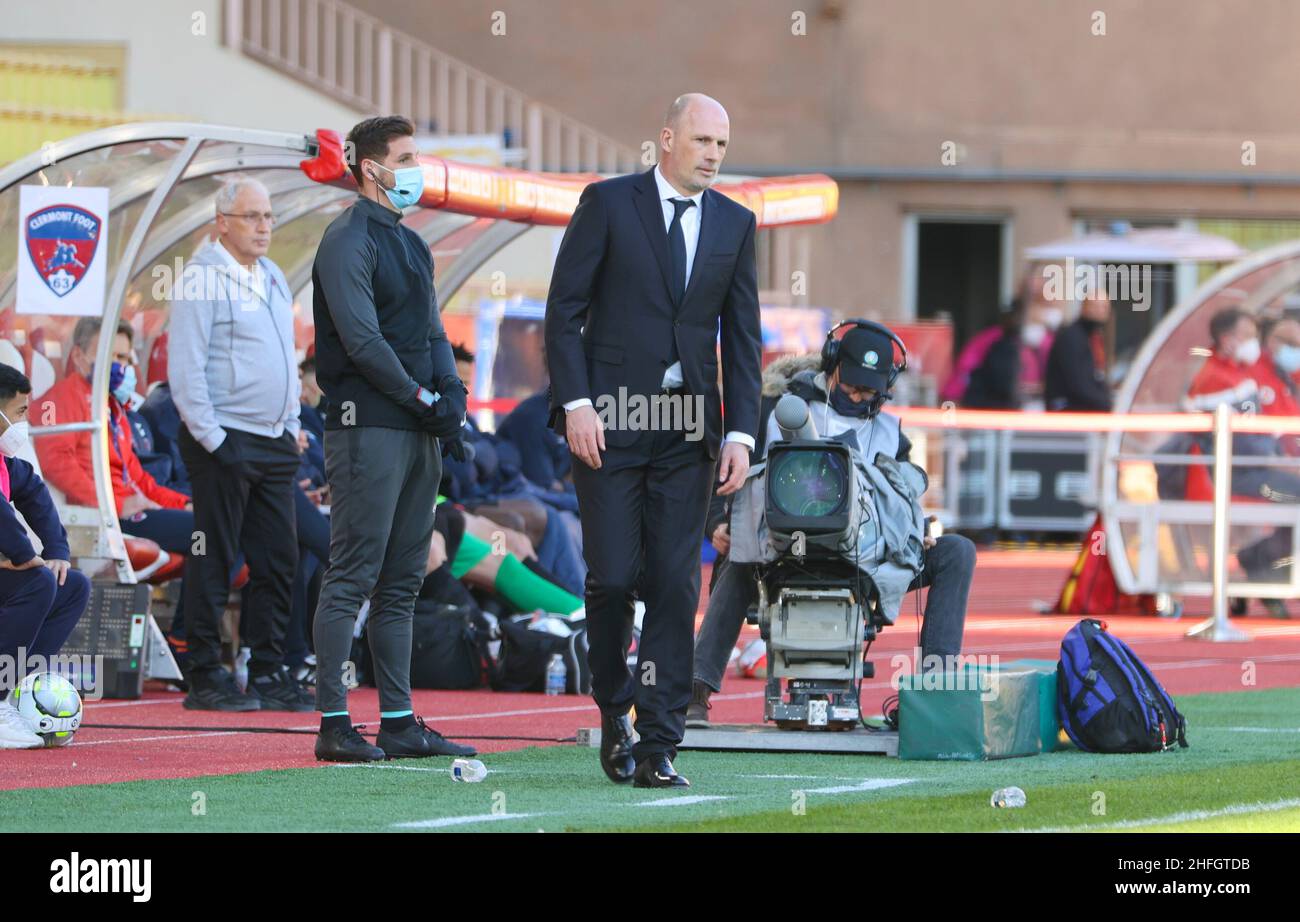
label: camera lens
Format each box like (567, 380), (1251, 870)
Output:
(768, 448), (849, 517)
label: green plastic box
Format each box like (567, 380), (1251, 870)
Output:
(897, 665), (1041, 761)
(996, 658), (1071, 753)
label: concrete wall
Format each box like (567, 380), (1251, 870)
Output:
(350, 0), (1300, 174)
(13, 0), (1300, 320)
(2, 0), (363, 133)
(348, 0), (1300, 319)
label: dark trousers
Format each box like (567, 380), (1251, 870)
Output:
(178, 426), (299, 678)
(313, 427), (440, 715)
(1230, 467), (1300, 578)
(0, 566), (90, 693)
(692, 534), (976, 692)
(572, 427), (714, 762)
(125, 507), (243, 644)
(909, 534), (976, 663)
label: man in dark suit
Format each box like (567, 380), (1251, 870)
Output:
(544, 93), (762, 788)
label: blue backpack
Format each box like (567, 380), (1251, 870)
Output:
(1058, 619), (1188, 753)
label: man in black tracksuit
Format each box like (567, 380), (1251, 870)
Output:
(1045, 293), (1113, 412)
(310, 116), (476, 762)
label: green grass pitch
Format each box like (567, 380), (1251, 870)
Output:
(3, 687), (1298, 833)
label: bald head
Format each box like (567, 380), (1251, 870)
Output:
(659, 93), (729, 195)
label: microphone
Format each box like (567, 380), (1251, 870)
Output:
(775, 394), (819, 441)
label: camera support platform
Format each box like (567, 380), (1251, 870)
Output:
(577, 724), (898, 756)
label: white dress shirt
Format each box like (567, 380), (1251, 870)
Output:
(564, 165), (754, 450)
(212, 239), (268, 303)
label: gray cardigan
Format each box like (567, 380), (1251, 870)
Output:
(169, 240), (300, 452)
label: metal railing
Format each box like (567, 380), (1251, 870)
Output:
(894, 405), (1300, 643)
(224, 0), (639, 172)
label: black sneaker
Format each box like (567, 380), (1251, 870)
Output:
(376, 716), (477, 759)
(183, 668), (261, 712)
(315, 724), (386, 762)
(246, 668), (316, 712)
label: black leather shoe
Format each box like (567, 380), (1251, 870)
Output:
(247, 667), (315, 712)
(183, 668), (260, 712)
(599, 712), (636, 783)
(376, 717), (477, 759)
(633, 753), (690, 788)
(315, 725), (386, 762)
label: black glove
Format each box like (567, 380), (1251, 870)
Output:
(441, 436), (474, 463)
(423, 375), (468, 440)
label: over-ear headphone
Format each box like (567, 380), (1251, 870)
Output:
(820, 318), (909, 417)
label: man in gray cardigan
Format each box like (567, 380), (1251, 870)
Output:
(169, 177), (311, 713)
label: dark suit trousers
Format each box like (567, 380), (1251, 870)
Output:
(179, 426), (299, 678)
(571, 426), (714, 762)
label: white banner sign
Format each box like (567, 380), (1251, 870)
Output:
(16, 185), (110, 317)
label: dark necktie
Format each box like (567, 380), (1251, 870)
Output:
(668, 197), (696, 302)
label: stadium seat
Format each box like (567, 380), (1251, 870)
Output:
(124, 536), (182, 583)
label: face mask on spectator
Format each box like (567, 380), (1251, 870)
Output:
(1234, 338), (1261, 366)
(0, 410), (29, 458)
(1040, 307), (1064, 330)
(110, 362), (136, 404)
(829, 382), (875, 418)
(1275, 344), (1300, 374)
(1021, 323), (1047, 348)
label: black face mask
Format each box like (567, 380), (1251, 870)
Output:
(828, 383), (876, 418)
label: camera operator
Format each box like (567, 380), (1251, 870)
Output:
(689, 322), (976, 725)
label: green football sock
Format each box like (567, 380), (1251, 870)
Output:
(493, 552), (583, 616)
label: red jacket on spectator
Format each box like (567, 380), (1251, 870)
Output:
(35, 372), (190, 514)
(1188, 352), (1300, 453)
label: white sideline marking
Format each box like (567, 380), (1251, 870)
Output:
(1217, 727), (1300, 734)
(634, 795), (732, 807)
(804, 778), (915, 795)
(1015, 797), (1300, 833)
(331, 763), (516, 775)
(738, 774), (872, 781)
(393, 812), (541, 829)
(333, 763), (447, 773)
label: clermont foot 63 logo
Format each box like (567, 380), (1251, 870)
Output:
(25, 204), (102, 297)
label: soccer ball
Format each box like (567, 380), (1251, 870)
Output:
(8, 672), (82, 747)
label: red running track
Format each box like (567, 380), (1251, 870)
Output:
(2, 549), (1298, 791)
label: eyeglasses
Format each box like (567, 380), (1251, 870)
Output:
(219, 211), (277, 227)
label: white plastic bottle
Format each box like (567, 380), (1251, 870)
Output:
(451, 758), (487, 782)
(545, 654), (567, 696)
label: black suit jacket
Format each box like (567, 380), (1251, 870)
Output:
(544, 168), (763, 460)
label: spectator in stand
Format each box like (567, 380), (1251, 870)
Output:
(36, 319), (190, 520)
(942, 280), (1063, 409)
(139, 379), (192, 494)
(496, 364), (574, 493)
(957, 298), (1056, 410)
(441, 344), (586, 594)
(297, 356), (327, 485)
(1045, 292), (1113, 412)
(1256, 315), (1300, 454)
(1186, 307), (1299, 618)
(36, 319), (219, 662)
